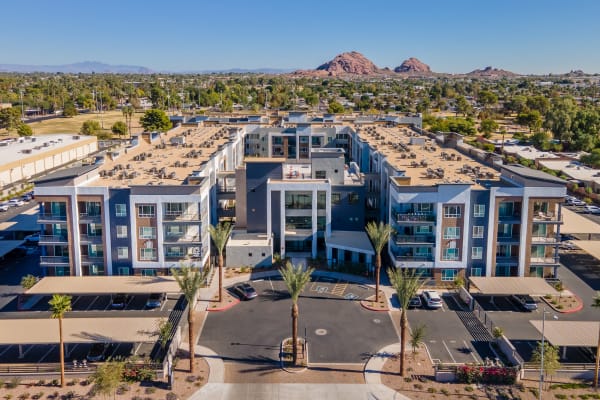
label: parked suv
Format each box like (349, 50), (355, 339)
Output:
(512, 294), (538, 311)
(422, 290), (443, 309)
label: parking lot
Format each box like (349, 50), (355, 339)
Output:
(200, 276), (398, 364)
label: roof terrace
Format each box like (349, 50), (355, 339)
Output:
(356, 125), (499, 187)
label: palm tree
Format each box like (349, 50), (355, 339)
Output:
(279, 262), (314, 365)
(122, 105), (134, 138)
(592, 292), (600, 388)
(208, 222), (233, 302)
(409, 323), (427, 357)
(366, 221), (393, 303)
(171, 265), (210, 373)
(388, 267), (423, 376)
(49, 294), (72, 388)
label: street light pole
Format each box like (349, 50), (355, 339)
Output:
(539, 308), (546, 400)
(99, 91), (104, 129)
(19, 89), (24, 121)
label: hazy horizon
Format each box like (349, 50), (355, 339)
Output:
(2, 0), (600, 75)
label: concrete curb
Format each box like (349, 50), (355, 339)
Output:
(539, 293), (584, 314)
(360, 299), (390, 312)
(206, 297), (240, 312)
(364, 343), (401, 384)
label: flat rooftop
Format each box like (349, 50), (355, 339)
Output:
(538, 159), (600, 185)
(356, 126), (499, 187)
(87, 125), (231, 187)
(227, 230), (272, 247)
(0, 134), (96, 166)
(469, 277), (558, 296)
(530, 320), (599, 347)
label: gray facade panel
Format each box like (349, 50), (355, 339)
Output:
(331, 185), (366, 231)
(468, 190), (490, 275)
(246, 162), (283, 233)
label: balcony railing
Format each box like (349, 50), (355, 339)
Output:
(395, 255), (434, 262)
(40, 256), (70, 265)
(395, 213), (436, 223)
(498, 213), (521, 222)
(81, 255), (104, 265)
(79, 234), (103, 244)
(532, 212), (562, 223)
(163, 234), (201, 243)
(162, 213), (200, 221)
(530, 256), (560, 265)
(39, 235), (68, 244)
(395, 234), (435, 244)
(217, 186), (237, 193)
(37, 214), (67, 223)
(496, 256), (519, 264)
(531, 236), (558, 243)
(78, 213), (102, 222)
(497, 235), (520, 242)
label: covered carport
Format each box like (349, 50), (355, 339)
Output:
(469, 277), (560, 296)
(0, 240), (25, 259)
(0, 317), (159, 359)
(26, 276), (181, 295)
(530, 320), (599, 360)
(561, 208), (600, 239)
(569, 241), (600, 261)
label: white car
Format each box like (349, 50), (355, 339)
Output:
(0, 203), (8, 212)
(7, 199), (24, 207)
(583, 205), (600, 214)
(422, 290), (443, 309)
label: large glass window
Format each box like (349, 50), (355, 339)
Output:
(415, 203), (432, 213)
(116, 225), (128, 238)
(139, 227), (157, 239)
(443, 227), (460, 239)
(348, 193), (359, 205)
(140, 248), (157, 261)
(88, 223), (102, 236)
(138, 204), (155, 217)
(443, 205), (461, 218)
(331, 193), (341, 205)
(441, 269), (457, 281)
(315, 171), (326, 179)
(88, 244), (103, 257)
(472, 247), (483, 259)
(442, 248), (459, 260)
(164, 203), (185, 216)
(473, 204), (485, 217)
(498, 202), (514, 217)
(285, 192), (312, 209)
(117, 247), (129, 259)
(472, 226), (484, 238)
(285, 216), (312, 230)
(317, 192), (326, 209)
(115, 204), (127, 217)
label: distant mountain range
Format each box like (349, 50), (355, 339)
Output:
(0, 61), (154, 74)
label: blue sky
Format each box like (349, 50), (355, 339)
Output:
(2, 0), (600, 74)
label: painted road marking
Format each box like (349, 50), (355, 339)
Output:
(464, 340), (481, 363)
(344, 293), (358, 300)
(442, 340), (457, 363)
(332, 282), (348, 296)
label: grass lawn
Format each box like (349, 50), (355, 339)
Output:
(0, 110), (145, 137)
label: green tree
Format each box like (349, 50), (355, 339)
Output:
(16, 123), (33, 137)
(221, 98), (234, 113)
(365, 221), (393, 303)
(545, 97), (577, 145)
(455, 96), (472, 117)
(478, 90), (498, 110)
(90, 359), (124, 400)
(327, 101), (344, 114)
(121, 105), (134, 137)
(80, 120), (101, 136)
(49, 294), (72, 388)
(388, 268), (423, 376)
(409, 323), (426, 356)
(479, 119), (498, 137)
(139, 109), (171, 132)
(171, 265), (210, 373)
(208, 222), (233, 302)
(20, 274), (37, 290)
(279, 262), (314, 365)
(581, 149), (600, 169)
(0, 107), (22, 131)
(592, 292), (600, 388)
(530, 341), (560, 390)
(157, 318), (173, 354)
(516, 110), (543, 133)
(62, 100), (77, 117)
(111, 121), (128, 137)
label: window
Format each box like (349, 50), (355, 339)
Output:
(140, 248), (157, 261)
(137, 204), (155, 217)
(117, 247), (129, 259)
(331, 193), (341, 205)
(473, 204), (485, 217)
(315, 170), (326, 179)
(472, 247), (483, 259)
(442, 248), (459, 260)
(443, 205), (461, 218)
(116, 225), (128, 238)
(415, 203), (432, 213)
(164, 203), (185, 216)
(441, 269), (457, 281)
(88, 223), (102, 236)
(348, 192), (359, 205)
(117, 267), (130, 276)
(472, 226), (484, 238)
(415, 225), (433, 234)
(166, 225), (184, 236)
(470, 267), (482, 277)
(115, 204), (127, 217)
(299, 136), (309, 143)
(317, 191), (326, 209)
(443, 227), (460, 239)
(139, 226), (157, 239)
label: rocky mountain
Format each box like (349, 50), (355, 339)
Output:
(314, 51), (381, 76)
(0, 61), (153, 74)
(466, 66), (518, 78)
(394, 57), (431, 74)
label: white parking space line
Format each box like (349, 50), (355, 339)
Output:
(160, 299), (167, 312)
(134, 343), (143, 355)
(269, 279), (274, 291)
(0, 345), (12, 357)
(442, 340), (456, 363)
(109, 343), (121, 359)
(464, 340), (481, 363)
(71, 296), (81, 308)
(21, 344), (34, 358)
(104, 299), (111, 311)
(39, 345), (55, 363)
(86, 296), (99, 311)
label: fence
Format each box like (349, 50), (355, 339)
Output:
(472, 297), (501, 334)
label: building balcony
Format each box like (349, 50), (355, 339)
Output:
(394, 234), (435, 244)
(39, 235), (68, 244)
(495, 256), (519, 265)
(79, 234), (103, 244)
(78, 213), (102, 223)
(162, 213), (200, 221)
(498, 214), (521, 223)
(530, 256), (560, 265)
(394, 256), (434, 269)
(532, 212), (562, 224)
(163, 234), (202, 244)
(531, 236), (558, 244)
(217, 186), (237, 193)
(38, 214), (67, 223)
(81, 255), (104, 265)
(395, 213), (436, 223)
(395, 255), (434, 262)
(497, 235), (520, 243)
(40, 256), (70, 266)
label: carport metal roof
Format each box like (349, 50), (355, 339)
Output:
(469, 277), (559, 296)
(530, 320), (599, 347)
(0, 240), (25, 257)
(570, 241), (600, 262)
(325, 230), (375, 255)
(0, 317), (159, 344)
(561, 208), (600, 234)
(26, 276), (181, 295)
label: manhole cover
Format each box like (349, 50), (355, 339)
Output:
(315, 329), (327, 336)
(372, 318), (381, 324)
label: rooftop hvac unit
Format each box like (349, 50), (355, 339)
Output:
(22, 149), (32, 154)
(72, 135), (80, 140)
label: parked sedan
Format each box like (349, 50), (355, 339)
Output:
(146, 293), (165, 309)
(111, 293), (130, 309)
(422, 290), (443, 309)
(7, 199), (24, 207)
(86, 343), (108, 361)
(408, 295), (422, 308)
(233, 283), (258, 300)
(583, 205), (600, 214)
(0, 203), (8, 212)
(512, 294), (538, 311)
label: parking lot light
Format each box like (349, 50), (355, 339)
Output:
(539, 307), (558, 399)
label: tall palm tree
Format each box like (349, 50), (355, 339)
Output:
(208, 222), (233, 302)
(279, 262), (314, 365)
(49, 294), (72, 388)
(171, 265), (210, 373)
(122, 105), (134, 138)
(592, 292), (600, 388)
(388, 267), (423, 376)
(366, 221), (394, 303)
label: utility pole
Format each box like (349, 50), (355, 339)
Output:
(19, 89), (25, 121)
(98, 91), (104, 129)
